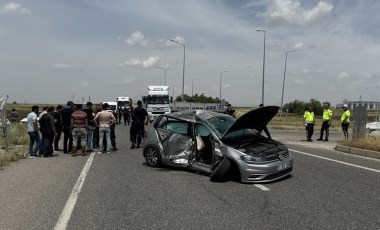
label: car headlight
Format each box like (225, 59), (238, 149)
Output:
(147, 107), (153, 112)
(240, 155), (263, 163)
(163, 107), (169, 112)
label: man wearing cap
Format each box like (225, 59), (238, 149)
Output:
(317, 102), (333, 141)
(341, 104), (350, 140)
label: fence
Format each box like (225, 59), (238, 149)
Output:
(0, 95), (9, 152)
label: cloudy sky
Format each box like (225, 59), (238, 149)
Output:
(1, 0), (379, 106)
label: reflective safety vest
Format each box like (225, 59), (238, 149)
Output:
(341, 110), (350, 123)
(323, 109), (332, 121)
(304, 111), (314, 123)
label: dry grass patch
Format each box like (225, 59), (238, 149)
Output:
(340, 136), (380, 152)
(0, 145), (28, 167)
(0, 123), (29, 167)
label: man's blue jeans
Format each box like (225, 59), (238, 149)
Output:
(87, 126), (94, 151)
(28, 131), (40, 156)
(99, 127), (111, 152)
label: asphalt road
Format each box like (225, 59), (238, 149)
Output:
(0, 126), (379, 230)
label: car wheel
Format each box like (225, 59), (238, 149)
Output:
(145, 146), (161, 167)
(210, 157), (232, 182)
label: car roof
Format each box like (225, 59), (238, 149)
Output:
(166, 110), (230, 123)
(164, 106), (279, 138)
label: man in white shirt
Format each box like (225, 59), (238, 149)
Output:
(27, 105), (40, 158)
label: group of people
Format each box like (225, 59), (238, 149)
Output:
(25, 100), (352, 157)
(26, 101), (116, 158)
(225, 102), (351, 142)
(26, 100), (150, 158)
(304, 103), (351, 142)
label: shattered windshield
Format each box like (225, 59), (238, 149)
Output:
(147, 95), (169, 104)
(205, 115), (235, 138)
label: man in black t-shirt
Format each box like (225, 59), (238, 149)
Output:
(130, 101), (149, 149)
(39, 106), (57, 157)
(60, 101), (74, 153)
(53, 105), (63, 151)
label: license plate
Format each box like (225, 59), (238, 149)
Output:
(277, 162), (290, 171)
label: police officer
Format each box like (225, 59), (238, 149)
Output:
(304, 106), (315, 142)
(341, 104), (350, 140)
(317, 102), (332, 141)
(130, 100), (149, 149)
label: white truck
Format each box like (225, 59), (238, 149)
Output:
(102, 101), (117, 111)
(143, 86), (172, 120)
(116, 96), (131, 111)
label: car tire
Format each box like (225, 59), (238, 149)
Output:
(210, 157), (232, 182)
(145, 146), (161, 167)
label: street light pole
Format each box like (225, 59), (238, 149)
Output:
(281, 50), (296, 112)
(220, 70), (230, 110)
(170, 40), (185, 102)
(192, 78), (198, 96)
(257, 29), (266, 105)
(155, 66), (167, 85)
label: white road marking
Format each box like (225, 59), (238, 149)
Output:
(255, 184), (270, 191)
(54, 152), (95, 230)
(290, 149), (380, 173)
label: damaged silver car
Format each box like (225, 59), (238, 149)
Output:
(142, 106), (293, 183)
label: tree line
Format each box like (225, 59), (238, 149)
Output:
(174, 94), (328, 116)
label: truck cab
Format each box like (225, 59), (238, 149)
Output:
(143, 86), (172, 120)
(116, 96), (131, 112)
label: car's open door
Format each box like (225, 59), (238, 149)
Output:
(155, 116), (194, 165)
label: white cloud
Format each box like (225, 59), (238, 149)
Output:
(0, 2), (31, 15)
(302, 68), (322, 74)
(122, 56), (160, 68)
(125, 31), (175, 47)
(125, 31), (148, 47)
(165, 36), (185, 46)
(294, 42), (305, 49)
(337, 72), (349, 80)
(53, 63), (71, 69)
(260, 0), (333, 25)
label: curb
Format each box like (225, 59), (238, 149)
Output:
(335, 145), (380, 159)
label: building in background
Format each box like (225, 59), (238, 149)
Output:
(336, 101), (380, 110)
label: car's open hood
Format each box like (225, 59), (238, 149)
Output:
(221, 106), (279, 139)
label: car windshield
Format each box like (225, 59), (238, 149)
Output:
(205, 115), (258, 140)
(108, 105), (117, 110)
(147, 95), (169, 104)
(205, 116), (235, 138)
(117, 101), (129, 107)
